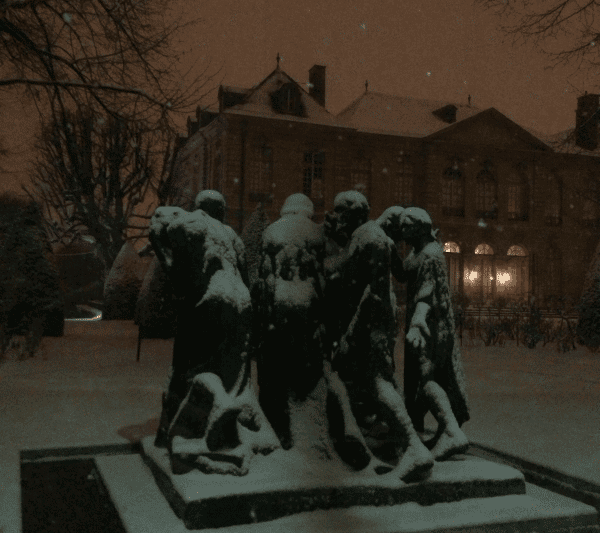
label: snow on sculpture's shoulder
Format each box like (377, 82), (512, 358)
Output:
(350, 220), (392, 255)
(422, 240), (446, 262)
(150, 206), (187, 235)
(263, 214), (324, 249)
(201, 268), (251, 313)
(170, 209), (239, 266)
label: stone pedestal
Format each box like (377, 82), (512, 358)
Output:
(140, 436), (527, 530)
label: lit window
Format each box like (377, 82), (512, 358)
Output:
(444, 241), (460, 253)
(475, 244), (494, 255)
(507, 245), (527, 256)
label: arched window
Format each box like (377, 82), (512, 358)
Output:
(475, 243), (494, 255)
(496, 245), (529, 298)
(464, 243), (495, 302)
(442, 159), (465, 217)
(443, 241), (461, 292)
(444, 241), (460, 253)
(507, 245), (527, 256)
(476, 161), (498, 219)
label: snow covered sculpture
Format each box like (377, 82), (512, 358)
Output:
(194, 190), (250, 288)
(253, 193), (376, 470)
(149, 206), (279, 475)
(397, 207), (470, 460)
(253, 194), (326, 448)
(323, 191), (435, 481)
(194, 189), (226, 222)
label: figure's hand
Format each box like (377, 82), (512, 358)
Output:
(406, 326), (427, 349)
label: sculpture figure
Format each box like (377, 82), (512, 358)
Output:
(381, 206), (470, 460)
(253, 194), (326, 449)
(323, 191), (434, 480)
(150, 205), (278, 475)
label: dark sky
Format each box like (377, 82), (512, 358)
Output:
(1, 0), (594, 192)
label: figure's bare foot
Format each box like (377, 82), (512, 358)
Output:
(430, 428), (469, 461)
(388, 440), (434, 482)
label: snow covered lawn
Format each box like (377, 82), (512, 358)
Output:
(0, 322), (597, 487)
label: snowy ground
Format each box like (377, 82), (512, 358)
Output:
(0, 320), (598, 531)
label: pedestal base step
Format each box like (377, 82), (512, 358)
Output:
(95, 451), (598, 533)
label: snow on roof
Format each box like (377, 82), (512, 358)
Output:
(540, 128), (600, 157)
(336, 92), (483, 137)
(220, 69), (347, 128)
(221, 85), (251, 95)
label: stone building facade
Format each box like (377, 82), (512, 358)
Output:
(171, 59), (600, 307)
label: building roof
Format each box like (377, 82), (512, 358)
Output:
(335, 92), (484, 137)
(219, 68), (349, 128)
(541, 128), (600, 157)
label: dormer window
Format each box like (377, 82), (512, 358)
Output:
(271, 82), (305, 116)
(433, 104), (458, 124)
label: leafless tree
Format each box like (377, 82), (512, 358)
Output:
(0, 0), (219, 127)
(22, 107), (181, 273)
(478, 0), (600, 72)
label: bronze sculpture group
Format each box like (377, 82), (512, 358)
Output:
(149, 189), (470, 482)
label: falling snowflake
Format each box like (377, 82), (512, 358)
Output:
(382, 168), (388, 174)
(306, 82), (314, 89)
(478, 219), (487, 228)
(360, 23), (367, 30)
(234, 178), (239, 184)
(63, 12), (72, 23)
(426, 71), (431, 77)
(592, 41), (596, 47)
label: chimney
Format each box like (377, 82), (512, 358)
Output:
(187, 116), (199, 137)
(576, 92), (600, 150)
(309, 65), (326, 107)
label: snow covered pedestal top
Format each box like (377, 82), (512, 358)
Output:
(140, 435), (526, 530)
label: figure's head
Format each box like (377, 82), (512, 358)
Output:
(325, 191), (370, 246)
(280, 193), (314, 218)
(400, 207), (435, 244)
(194, 190), (226, 222)
(377, 206), (405, 242)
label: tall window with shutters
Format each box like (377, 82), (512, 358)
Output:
(395, 151), (414, 205)
(442, 159), (465, 216)
(303, 150), (325, 206)
(476, 161), (498, 219)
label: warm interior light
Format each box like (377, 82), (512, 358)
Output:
(465, 270), (479, 282)
(497, 272), (512, 285)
